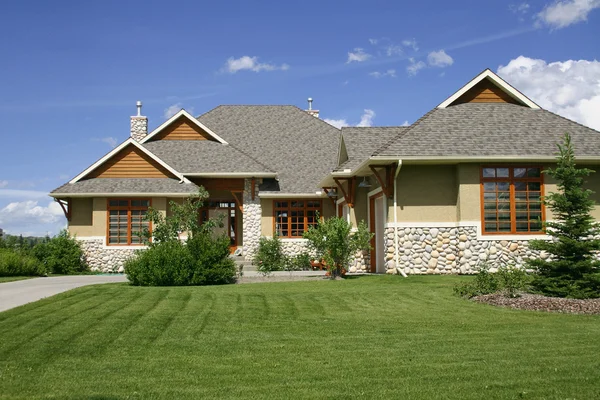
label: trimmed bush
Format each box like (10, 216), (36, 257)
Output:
(454, 264), (530, 298)
(254, 236), (286, 275)
(0, 249), (47, 277)
(187, 233), (236, 285)
(32, 230), (88, 275)
(125, 241), (195, 286)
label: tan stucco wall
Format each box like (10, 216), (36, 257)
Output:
(68, 197), (168, 238)
(389, 165), (458, 223)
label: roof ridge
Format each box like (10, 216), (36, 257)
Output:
(371, 108), (438, 156)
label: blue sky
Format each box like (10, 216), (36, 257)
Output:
(1, 0), (599, 236)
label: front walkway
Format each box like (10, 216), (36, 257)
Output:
(0, 275), (127, 312)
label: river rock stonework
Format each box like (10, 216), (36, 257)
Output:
(242, 179), (261, 260)
(383, 226), (549, 275)
(79, 239), (138, 273)
(130, 116), (148, 141)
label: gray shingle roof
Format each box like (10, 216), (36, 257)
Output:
(142, 140), (274, 174)
(375, 103), (600, 158)
(51, 178), (198, 196)
(337, 127), (407, 171)
(197, 106), (340, 193)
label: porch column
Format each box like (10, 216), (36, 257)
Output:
(242, 178), (261, 260)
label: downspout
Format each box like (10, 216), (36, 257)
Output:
(394, 159), (407, 277)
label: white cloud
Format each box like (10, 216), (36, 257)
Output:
(427, 50), (454, 68)
(369, 69), (397, 79)
(164, 103), (182, 119)
(385, 44), (403, 56)
(536, 0), (600, 29)
(323, 118), (349, 129)
(323, 109), (376, 129)
(402, 39), (419, 51)
(0, 189), (51, 199)
(407, 58), (427, 76)
(223, 56), (290, 73)
(368, 38), (378, 45)
(498, 56), (600, 131)
(100, 137), (118, 148)
(357, 109), (376, 127)
(0, 180), (7, 189)
(401, 120), (410, 126)
(346, 48), (371, 63)
(509, 2), (531, 14)
(0, 200), (65, 236)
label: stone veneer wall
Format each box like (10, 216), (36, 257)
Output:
(130, 116), (148, 142)
(384, 226), (549, 275)
(242, 178), (261, 260)
(79, 239), (138, 273)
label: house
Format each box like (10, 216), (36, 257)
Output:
(51, 69), (600, 273)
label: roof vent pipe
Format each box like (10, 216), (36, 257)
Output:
(305, 98), (320, 119)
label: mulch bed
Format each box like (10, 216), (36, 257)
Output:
(473, 293), (600, 315)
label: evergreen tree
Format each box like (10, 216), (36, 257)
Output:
(528, 133), (600, 298)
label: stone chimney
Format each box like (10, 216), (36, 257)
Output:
(130, 101), (148, 141)
(305, 97), (319, 118)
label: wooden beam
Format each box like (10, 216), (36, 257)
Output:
(370, 164), (396, 198)
(55, 198), (71, 221)
(334, 178), (355, 208)
(251, 177), (256, 201)
(231, 191), (243, 213)
(369, 166), (389, 197)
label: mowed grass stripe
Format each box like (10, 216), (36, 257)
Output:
(0, 276), (598, 399)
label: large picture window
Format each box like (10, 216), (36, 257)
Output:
(274, 200), (322, 238)
(481, 167), (544, 234)
(107, 199), (151, 245)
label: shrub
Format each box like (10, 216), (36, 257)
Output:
(125, 188), (236, 287)
(187, 233), (236, 285)
(454, 264), (530, 298)
(288, 253), (312, 272)
(125, 241), (194, 286)
(254, 236), (286, 275)
(0, 248), (47, 277)
(32, 230), (88, 275)
(304, 217), (372, 278)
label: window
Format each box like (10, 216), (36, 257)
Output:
(481, 167), (544, 234)
(107, 199), (151, 245)
(274, 200), (322, 238)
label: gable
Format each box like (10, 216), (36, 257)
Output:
(449, 78), (523, 106)
(150, 116), (217, 141)
(88, 144), (176, 179)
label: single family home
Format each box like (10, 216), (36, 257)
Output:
(51, 69), (600, 273)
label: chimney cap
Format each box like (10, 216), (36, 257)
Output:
(136, 100), (143, 117)
(307, 97), (313, 110)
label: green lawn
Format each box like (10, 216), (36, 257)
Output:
(0, 276), (598, 399)
(0, 276), (34, 283)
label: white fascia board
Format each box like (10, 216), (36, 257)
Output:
(259, 193), (326, 198)
(369, 155), (600, 163)
(140, 109), (228, 145)
(183, 172), (277, 178)
(50, 192), (196, 198)
(69, 139), (188, 184)
(437, 69), (541, 110)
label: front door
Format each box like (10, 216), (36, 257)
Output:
(369, 192), (385, 273)
(201, 200), (238, 252)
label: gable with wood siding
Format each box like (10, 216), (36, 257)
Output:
(88, 144), (176, 179)
(449, 78), (523, 106)
(149, 116), (218, 141)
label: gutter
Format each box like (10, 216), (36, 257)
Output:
(393, 160), (407, 278)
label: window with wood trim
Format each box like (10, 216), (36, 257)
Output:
(274, 200), (322, 238)
(107, 199), (151, 245)
(481, 167), (544, 234)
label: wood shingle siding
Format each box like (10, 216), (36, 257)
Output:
(89, 145), (175, 179)
(152, 116), (216, 141)
(450, 79), (522, 106)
